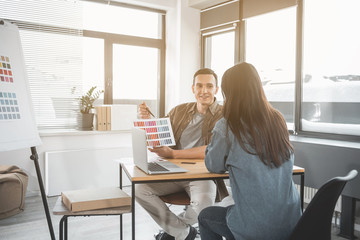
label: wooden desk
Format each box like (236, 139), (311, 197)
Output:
(120, 159), (305, 240)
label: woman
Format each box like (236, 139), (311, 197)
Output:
(198, 63), (302, 240)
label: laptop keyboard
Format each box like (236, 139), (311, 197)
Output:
(148, 162), (169, 172)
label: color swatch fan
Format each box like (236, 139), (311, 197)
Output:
(133, 118), (175, 147)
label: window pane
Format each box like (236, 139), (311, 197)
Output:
(2, 0), (163, 129)
(1, 0), (83, 129)
(0, 0), (82, 29)
(83, 1), (160, 39)
(81, 37), (104, 94)
(204, 31), (235, 102)
(246, 7), (296, 130)
(20, 30), (82, 129)
(302, 0), (360, 136)
(113, 44), (159, 115)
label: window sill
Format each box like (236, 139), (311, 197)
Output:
(39, 129), (131, 137)
(290, 135), (360, 150)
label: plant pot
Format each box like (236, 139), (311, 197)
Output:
(81, 113), (94, 130)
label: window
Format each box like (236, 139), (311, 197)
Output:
(113, 44), (160, 114)
(81, 37), (104, 94)
(201, 1), (360, 140)
(302, 0), (360, 136)
(245, 7), (297, 130)
(21, 30), (83, 128)
(82, 1), (160, 39)
(203, 30), (236, 102)
(0, 0), (165, 129)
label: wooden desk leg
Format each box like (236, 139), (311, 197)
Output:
(132, 183), (135, 240)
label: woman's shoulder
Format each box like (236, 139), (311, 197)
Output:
(214, 117), (226, 129)
(213, 118), (231, 137)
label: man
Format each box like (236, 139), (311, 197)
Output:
(136, 68), (228, 240)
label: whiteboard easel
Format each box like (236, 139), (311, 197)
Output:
(0, 20), (55, 240)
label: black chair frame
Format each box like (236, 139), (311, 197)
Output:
(289, 169), (358, 240)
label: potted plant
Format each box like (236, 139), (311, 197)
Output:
(79, 86), (104, 129)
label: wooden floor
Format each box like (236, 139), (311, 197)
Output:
(0, 186), (187, 240)
(0, 186), (357, 240)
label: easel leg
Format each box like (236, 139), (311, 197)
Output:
(30, 146), (56, 240)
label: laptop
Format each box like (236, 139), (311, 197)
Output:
(131, 127), (188, 174)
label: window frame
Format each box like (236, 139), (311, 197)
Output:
(83, 13), (166, 117)
(3, 1), (166, 129)
(201, 0), (360, 142)
(295, 0), (360, 142)
(201, 22), (242, 68)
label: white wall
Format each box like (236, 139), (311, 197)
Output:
(165, 0), (201, 113)
(115, 0), (202, 113)
(0, 131), (133, 196)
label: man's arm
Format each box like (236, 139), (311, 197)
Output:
(149, 145), (206, 159)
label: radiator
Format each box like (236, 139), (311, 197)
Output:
(45, 147), (133, 196)
(295, 184), (342, 212)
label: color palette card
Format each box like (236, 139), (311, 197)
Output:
(133, 118), (176, 147)
(0, 55), (14, 84)
(0, 91), (21, 121)
(0, 55), (20, 121)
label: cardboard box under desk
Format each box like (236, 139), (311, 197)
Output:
(61, 187), (131, 212)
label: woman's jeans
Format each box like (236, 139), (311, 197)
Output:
(198, 206), (236, 240)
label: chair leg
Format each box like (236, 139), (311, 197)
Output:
(64, 216), (68, 240)
(59, 216), (67, 240)
(339, 195), (356, 239)
(334, 211), (339, 228)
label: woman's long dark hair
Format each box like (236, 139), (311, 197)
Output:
(221, 62), (293, 167)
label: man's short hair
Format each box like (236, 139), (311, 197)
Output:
(193, 68), (218, 87)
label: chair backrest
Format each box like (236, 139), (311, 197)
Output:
(288, 169), (358, 240)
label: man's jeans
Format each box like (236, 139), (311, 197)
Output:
(198, 206), (236, 240)
(135, 180), (216, 240)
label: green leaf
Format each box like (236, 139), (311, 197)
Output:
(79, 86), (104, 113)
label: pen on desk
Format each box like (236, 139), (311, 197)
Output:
(181, 162), (196, 164)
(146, 107), (155, 118)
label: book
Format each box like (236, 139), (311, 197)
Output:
(101, 105), (107, 130)
(95, 106), (103, 131)
(106, 105), (111, 130)
(61, 187), (131, 212)
(95, 104), (137, 131)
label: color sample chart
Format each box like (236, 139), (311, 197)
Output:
(0, 55), (14, 83)
(0, 21), (42, 151)
(0, 91), (20, 120)
(0, 55), (20, 121)
(133, 118), (176, 147)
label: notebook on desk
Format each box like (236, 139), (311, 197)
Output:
(131, 127), (188, 175)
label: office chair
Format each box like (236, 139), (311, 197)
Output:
(156, 191), (193, 237)
(288, 169), (358, 240)
(160, 191), (191, 206)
